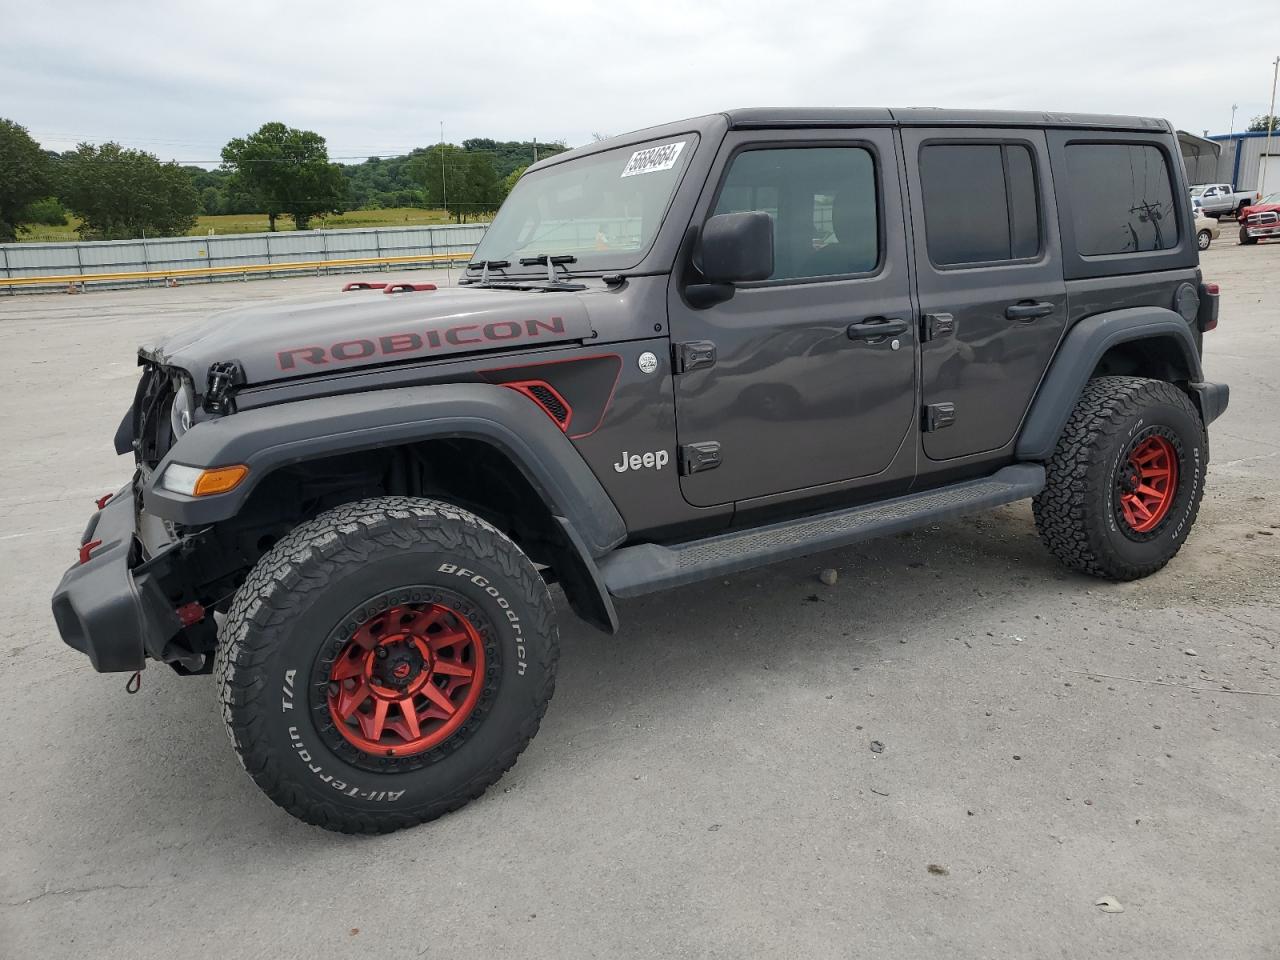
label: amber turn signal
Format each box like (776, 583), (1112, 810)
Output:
(160, 462), (249, 497)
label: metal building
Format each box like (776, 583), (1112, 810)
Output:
(1177, 131), (1222, 186)
(1209, 130), (1280, 196)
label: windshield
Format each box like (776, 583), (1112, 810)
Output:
(1261, 193), (1280, 204)
(470, 134), (698, 272)
(1189, 185), (1207, 197)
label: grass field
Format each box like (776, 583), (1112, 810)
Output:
(16, 207), (473, 243)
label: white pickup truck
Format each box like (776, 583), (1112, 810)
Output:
(1190, 183), (1260, 219)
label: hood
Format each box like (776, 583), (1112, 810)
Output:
(1240, 202), (1280, 218)
(141, 285), (595, 389)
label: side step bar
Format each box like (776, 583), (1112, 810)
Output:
(599, 464), (1045, 598)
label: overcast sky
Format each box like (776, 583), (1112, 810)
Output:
(2, 0), (1277, 165)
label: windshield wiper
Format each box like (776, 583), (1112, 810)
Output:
(519, 254), (578, 285)
(461, 259), (510, 285)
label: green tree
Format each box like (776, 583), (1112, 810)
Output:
(59, 143), (199, 240)
(409, 145), (506, 222)
(500, 165), (527, 201)
(464, 151), (500, 219)
(0, 118), (52, 242)
(1248, 114), (1279, 133)
(220, 122), (347, 230)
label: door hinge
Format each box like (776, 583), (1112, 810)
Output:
(921, 312), (956, 342)
(679, 441), (722, 475)
(923, 402), (956, 432)
(672, 340), (717, 374)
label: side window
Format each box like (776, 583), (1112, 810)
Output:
(1064, 143), (1178, 255)
(711, 146), (879, 281)
(918, 143), (1042, 266)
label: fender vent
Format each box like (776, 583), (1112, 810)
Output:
(504, 380), (572, 431)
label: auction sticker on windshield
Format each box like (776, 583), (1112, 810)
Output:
(621, 141), (686, 178)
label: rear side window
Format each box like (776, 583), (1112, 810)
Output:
(1063, 143), (1178, 255)
(711, 146), (879, 282)
(918, 143), (1042, 266)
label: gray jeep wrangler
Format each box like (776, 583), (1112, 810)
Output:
(52, 108), (1228, 833)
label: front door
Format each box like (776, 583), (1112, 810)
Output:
(900, 128), (1068, 463)
(666, 129), (917, 507)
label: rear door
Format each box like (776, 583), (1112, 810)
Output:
(665, 127), (917, 506)
(901, 128), (1067, 463)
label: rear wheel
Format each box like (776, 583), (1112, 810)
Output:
(1033, 377), (1206, 581)
(215, 496), (558, 833)
(1197, 229), (1213, 250)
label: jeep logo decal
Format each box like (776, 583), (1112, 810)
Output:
(613, 449), (670, 473)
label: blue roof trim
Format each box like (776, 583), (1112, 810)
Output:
(1208, 130), (1277, 141)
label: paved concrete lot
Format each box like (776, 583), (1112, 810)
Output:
(3, 247), (1278, 959)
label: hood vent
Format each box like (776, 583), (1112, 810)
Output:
(503, 380), (572, 432)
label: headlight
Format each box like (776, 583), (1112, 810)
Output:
(170, 377), (196, 438)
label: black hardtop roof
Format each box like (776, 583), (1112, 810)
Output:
(728, 106), (1171, 132)
(528, 108), (1171, 172)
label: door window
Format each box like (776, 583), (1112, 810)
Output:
(711, 147), (879, 281)
(918, 143), (1042, 266)
(1063, 143), (1179, 255)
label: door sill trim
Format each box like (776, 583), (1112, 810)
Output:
(600, 464), (1045, 597)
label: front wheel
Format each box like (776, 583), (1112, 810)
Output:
(214, 497), (558, 833)
(1197, 229), (1213, 250)
(1033, 377), (1206, 581)
(1239, 227), (1258, 245)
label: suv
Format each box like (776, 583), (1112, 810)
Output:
(52, 108), (1228, 834)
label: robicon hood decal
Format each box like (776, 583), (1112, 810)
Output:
(140, 286), (594, 386)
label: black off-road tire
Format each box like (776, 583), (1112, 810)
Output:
(1033, 376), (1206, 581)
(1239, 226), (1257, 245)
(214, 496), (558, 834)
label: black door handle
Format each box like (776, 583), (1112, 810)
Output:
(1005, 301), (1055, 322)
(847, 317), (908, 341)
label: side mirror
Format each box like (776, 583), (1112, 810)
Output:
(700, 211), (774, 283)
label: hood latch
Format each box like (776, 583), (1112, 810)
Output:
(205, 360), (245, 415)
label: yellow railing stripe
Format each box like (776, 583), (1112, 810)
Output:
(0, 251), (468, 288)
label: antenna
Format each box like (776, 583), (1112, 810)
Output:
(1261, 57), (1279, 199)
(441, 120), (451, 286)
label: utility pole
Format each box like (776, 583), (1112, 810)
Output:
(533, 137), (538, 164)
(1229, 103), (1238, 137)
(1261, 57), (1279, 199)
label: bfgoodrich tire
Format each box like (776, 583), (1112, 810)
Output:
(214, 496), (558, 834)
(1033, 376), (1206, 581)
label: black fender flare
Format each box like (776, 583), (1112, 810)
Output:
(1016, 307), (1205, 461)
(144, 383), (627, 628)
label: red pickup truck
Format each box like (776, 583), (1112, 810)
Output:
(1239, 193), (1280, 244)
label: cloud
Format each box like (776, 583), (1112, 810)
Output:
(2, 0), (1274, 162)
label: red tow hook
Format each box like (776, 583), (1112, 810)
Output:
(176, 601), (206, 627)
(95, 493), (113, 510)
(78, 539), (103, 564)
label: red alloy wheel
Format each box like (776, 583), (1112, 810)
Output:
(1117, 435), (1179, 534)
(327, 602), (486, 757)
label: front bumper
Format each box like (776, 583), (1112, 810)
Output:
(1246, 225), (1280, 239)
(50, 484), (183, 673)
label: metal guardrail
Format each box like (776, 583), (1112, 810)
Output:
(0, 252), (466, 289)
(0, 222), (487, 293)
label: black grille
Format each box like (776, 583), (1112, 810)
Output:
(133, 364), (175, 467)
(526, 384), (569, 424)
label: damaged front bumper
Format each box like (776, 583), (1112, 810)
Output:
(50, 482), (188, 673)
